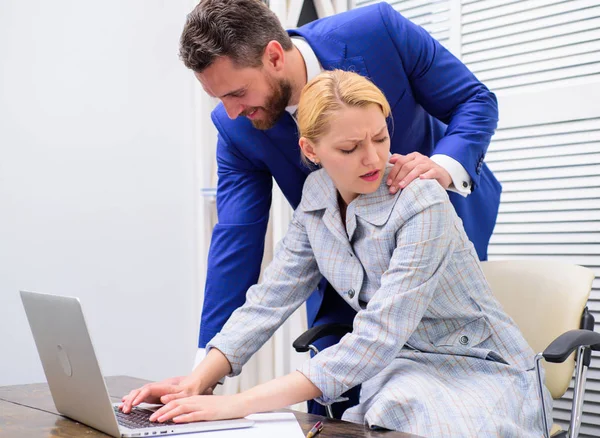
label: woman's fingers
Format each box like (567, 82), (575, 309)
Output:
(173, 411), (211, 423)
(160, 389), (188, 404)
(121, 382), (185, 413)
(121, 388), (141, 413)
(150, 396), (225, 423)
(131, 386), (152, 407)
(150, 398), (196, 422)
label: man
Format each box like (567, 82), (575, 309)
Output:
(123, 0), (500, 418)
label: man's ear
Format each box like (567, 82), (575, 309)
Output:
(299, 137), (318, 163)
(263, 40), (285, 72)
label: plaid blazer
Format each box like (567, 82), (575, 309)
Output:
(208, 169), (549, 436)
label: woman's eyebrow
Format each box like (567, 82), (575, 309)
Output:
(374, 125), (387, 136)
(333, 125), (388, 145)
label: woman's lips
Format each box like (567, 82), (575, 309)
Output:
(360, 169), (380, 182)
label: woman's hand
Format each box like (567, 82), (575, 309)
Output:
(120, 376), (207, 413)
(149, 394), (248, 423)
(147, 371), (320, 424)
(121, 348), (231, 414)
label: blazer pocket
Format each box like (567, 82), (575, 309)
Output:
(430, 316), (492, 348)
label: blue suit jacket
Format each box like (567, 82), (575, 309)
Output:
(199, 2), (501, 348)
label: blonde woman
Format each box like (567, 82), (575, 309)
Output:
(122, 70), (549, 437)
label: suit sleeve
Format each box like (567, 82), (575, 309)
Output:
(206, 210), (322, 376)
(198, 112), (273, 348)
(379, 2), (498, 189)
(298, 180), (455, 404)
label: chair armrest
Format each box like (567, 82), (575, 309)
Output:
(292, 323), (353, 353)
(543, 329), (600, 363)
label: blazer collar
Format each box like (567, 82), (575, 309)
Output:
(287, 29), (368, 77)
(301, 166), (400, 228)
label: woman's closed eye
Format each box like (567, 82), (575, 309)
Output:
(340, 145), (358, 154)
(340, 137), (387, 154)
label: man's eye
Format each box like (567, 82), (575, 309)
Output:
(374, 136), (388, 143)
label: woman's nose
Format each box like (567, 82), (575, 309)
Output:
(363, 142), (379, 165)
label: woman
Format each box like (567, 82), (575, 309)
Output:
(121, 70), (550, 437)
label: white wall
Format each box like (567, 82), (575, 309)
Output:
(0, 0), (200, 385)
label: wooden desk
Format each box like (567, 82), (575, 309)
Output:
(0, 376), (421, 438)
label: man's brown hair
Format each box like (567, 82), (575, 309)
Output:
(179, 0), (293, 72)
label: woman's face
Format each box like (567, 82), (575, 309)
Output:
(303, 104), (390, 206)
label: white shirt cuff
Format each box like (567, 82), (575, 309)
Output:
(430, 154), (472, 197)
(194, 348), (225, 385)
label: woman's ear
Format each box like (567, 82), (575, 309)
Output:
(299, 137), (319, 164)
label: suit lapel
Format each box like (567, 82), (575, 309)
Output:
(263, 113), (311, 177)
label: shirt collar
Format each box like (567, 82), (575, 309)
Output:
(285, 37), (323, 116)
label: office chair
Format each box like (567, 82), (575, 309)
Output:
(293, 260), (599, 438)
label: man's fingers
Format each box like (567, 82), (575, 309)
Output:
(389, 161), (419, 193)
(387, 153), (415, 184)
(399, 166), (427, 188)
(389, 152), (418, 164)
(395, 159), (419, 182)
(386, 160), (400, 185)
(419, 168), (438, 180)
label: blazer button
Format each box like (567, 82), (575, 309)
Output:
(459, 335), (469, 345)
(347, 289), (355, 299)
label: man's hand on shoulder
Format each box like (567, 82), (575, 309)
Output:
(387, 152), (452, 194)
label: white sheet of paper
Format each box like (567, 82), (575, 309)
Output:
(182, 412), (305, 437)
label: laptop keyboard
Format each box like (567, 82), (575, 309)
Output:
(114, 406), (176, 429)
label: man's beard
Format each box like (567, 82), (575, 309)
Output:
(245, 77), (292, 130)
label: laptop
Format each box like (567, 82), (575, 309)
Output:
(20, 290), (254, 437)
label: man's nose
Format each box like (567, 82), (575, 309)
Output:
(223, 100), (244, 119)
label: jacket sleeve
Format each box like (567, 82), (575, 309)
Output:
(206, 210), (322, 376)
(298, 180), (455, 404)
(379, 2), (498, 189)
(198, 112), (273, 347)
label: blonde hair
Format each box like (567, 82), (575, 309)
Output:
(297, 70), (391, 166)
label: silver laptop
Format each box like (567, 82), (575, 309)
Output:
(20, 290), (254, 437)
